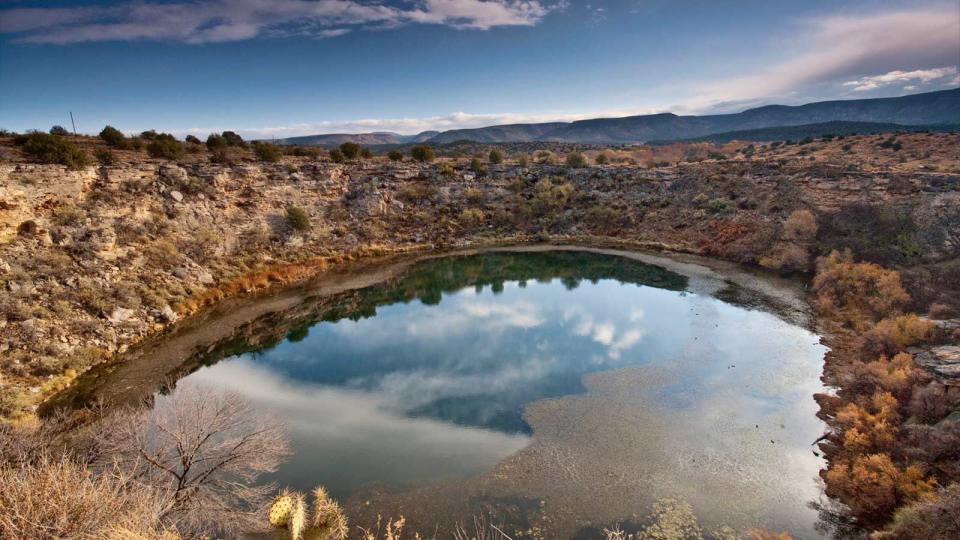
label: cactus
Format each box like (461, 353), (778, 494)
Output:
(306, 487), (349, 540)
(269, 490), (296, 528)
(270, 485), (348, 540)
(290, 492), (307, 540)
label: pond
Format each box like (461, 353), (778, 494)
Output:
(159, 249), (829, 538)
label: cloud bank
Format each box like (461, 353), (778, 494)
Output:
(0, 0), (561, 44)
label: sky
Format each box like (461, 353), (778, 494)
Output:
(0, 0), (958, 138)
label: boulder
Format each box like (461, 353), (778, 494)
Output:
(107, 307), (135, 324)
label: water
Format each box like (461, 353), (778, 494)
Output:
(170, 250), (827, 537)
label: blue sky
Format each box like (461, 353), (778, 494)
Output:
(1, 0), (958, 137)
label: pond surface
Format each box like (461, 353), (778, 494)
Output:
(172, 250), (827, 538)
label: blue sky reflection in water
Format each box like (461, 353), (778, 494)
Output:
(180, 251), (827, 533)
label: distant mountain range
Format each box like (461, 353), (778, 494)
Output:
(274, 89), (960, 147)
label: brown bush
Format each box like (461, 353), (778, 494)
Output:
(783, 209), (818, 241)
(823, 453), (936, 526)
(860, 314), (935, 358)
(835, 391), (900, 454)
(843, 353), (923, 404)
(908, 382), (960, 424)
(759, 243), (810, 273)
(0, 452), (167, 539)
(873, 484), (960, 540)
(813, 250), (910, 327)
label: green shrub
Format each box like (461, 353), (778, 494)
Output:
(93, 148), (116, 165)
(146, 133), (185, 160)
(49, 125), (69, 136)
(595, 153), (608, 165)
(488, 149), (503, 164)
(252, 141), (283, 162)
(19, 132), (89, 169)
(360, 147), (373, 159)
(139, 130), (158, 140)
(565, 152), (587, 168)
(387, 150), (403, 161)
(460, 208), (484, 227)
(98, 125), (126, 148)
(411, 145), (435, 163)
(284, 145), (321, 158)
(470, 157), (485, 174)
(517, 154), (529, 167)
(286, 206), (311, 231)
(339, 142), (361, 160)
(206, 133), (227, 150)
(328, 148), (345, 163)
(184, 134), (202, 144)
(222, 131), (245, 147)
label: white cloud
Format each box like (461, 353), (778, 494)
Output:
(693, 7), (960, 110)
(174, 107), (662, 138)
(842, 66), (958, 91)
(0, 0), (562, 44)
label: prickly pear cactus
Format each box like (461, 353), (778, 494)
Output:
(269, 490), (295, 528)
(305, 487), (349, 540)
(290, 492), (307, 540)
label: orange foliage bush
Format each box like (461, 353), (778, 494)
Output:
(835, 391), (900, 454)
(759, 243), (810, 273)
(860, 314), (935, 358)
(823, 453), (936, 525)
(813, 250), (910, 328)
(843, 353), (924, 403)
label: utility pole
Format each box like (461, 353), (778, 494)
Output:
(69, 112), (77, 137)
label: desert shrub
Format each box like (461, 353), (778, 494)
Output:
(783, 209), (818, 241)
(206, 133), (227, 150)
(146, 133), (185, 160)
(183, 134), (201, 144)
(818, 204), (923, 265)
(565, 152), (587, 168)
(94, 148), (117, 165)
(19, 132), (89, 169)
(459, 208), (484, 228)
(252, 141), (283, 162)
(52, 204), (85, 226)
(823, 453), (936, 526)
(411, 145), (434, 162)
(585, 205), (622, 233)
(140, 130), (158, 140)
(387, 150), (403, 161)
(759, 244), (810, 274)
(908, 382), (960, 424)
(844, 353), (921, 404)
(99, 126), (127, 148)
(595, 153), (608, 165)
(469, 157), (485, 174)
(533, 178), (575, 213)
(517, 154), (528, 167)
(0, 452), (167, 539)
(488, 149), (503, 164)
(283, 146), (321, 159)
(439, 162), (455, 176)
(860, 314), (935, 357)
(463, 187), (483, 203)
(286, 206), (311, 232)
(221, 131), (245, 147)
(339, 142), (361, 160)
(17, 220), (38, 236)
(49, 125), (69, 136)
(835, 391), (901, 454)
(360, 147), (372, 159)
(144, 240), (180, 269)
(328, 148), (345, 163)
(813, 250), (910, 326)
(874, 484), (960, 540)
(706, 197), (735, 215)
